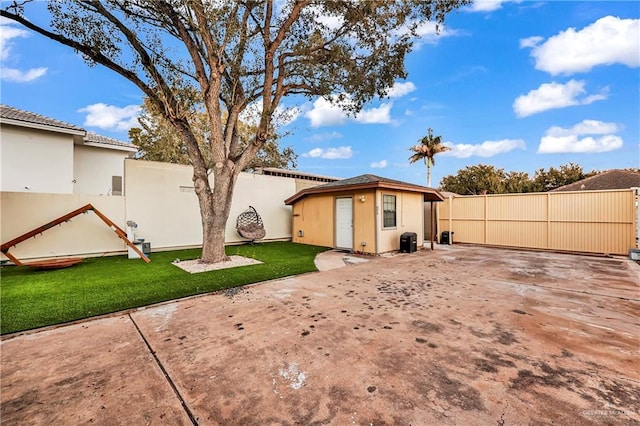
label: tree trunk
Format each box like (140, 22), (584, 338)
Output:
(193, 162), (237, 264)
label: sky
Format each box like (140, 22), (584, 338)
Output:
(1, 1), (638, 188)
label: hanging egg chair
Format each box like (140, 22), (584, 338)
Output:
(236, 206), (266, 242)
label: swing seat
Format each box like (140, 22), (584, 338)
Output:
(236, 206), (266, 241)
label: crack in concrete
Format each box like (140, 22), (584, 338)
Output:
(128, 314), (198, 425)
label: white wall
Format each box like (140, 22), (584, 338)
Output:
(124, 159), (295, 250)
(73, 145), (131, 195)
(1, 192), (126, 261)
(1, 159), (301, 261)
(0, 125), (74, 194)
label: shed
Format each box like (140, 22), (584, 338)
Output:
(284, 174), (445, 254)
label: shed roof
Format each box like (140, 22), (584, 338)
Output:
(284, 174), (445, 205)
(550, 169), (640, 192)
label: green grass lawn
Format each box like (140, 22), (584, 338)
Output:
(1, 242), (329, 335)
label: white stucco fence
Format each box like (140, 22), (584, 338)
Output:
(1, 159), (295, 261)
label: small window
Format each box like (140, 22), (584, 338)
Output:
(382, 194), (396, 228)
(112, 176), (123, 196)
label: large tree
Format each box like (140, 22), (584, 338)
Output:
(408, 127), (450, 187)
(440, 164), (506, 195)
(2, 0), (469, 263)
(130, 98), (297, 171)
(530, 162), (597, 192)
(440, 162), (598, 195)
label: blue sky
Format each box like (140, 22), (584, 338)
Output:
(1, 1), (638, 187)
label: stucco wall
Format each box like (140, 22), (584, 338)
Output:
(124, 159), (295, 250)
(73, 145), (132, 195)
(1, 192), (125, 261)
(376, 190), (424, 253)
(291, 193), (335, 248)
(352, 190), (377, 254)
(1, 125), (74, 194)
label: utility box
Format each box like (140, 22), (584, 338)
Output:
(142, 242), (151, 255)
(400, 232), (418, 253)
(440, 231), (454, 245)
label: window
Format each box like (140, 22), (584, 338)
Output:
(382, 194), (396, 228)
(111, 176), (123, 196)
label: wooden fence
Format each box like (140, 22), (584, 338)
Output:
(437, 189), (637, 255)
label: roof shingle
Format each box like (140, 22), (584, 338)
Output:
(551, 169), (640, 192)
(0, 104), (84, 132)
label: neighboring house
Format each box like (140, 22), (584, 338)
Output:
(0, 105), (137, 195)
(551, 169), (640, 192)
(285, 174), (444, 254)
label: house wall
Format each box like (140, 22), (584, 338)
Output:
(124, 159), (294, 250)
(0, 125), (74, 194)
(1, 192), (125, 260)
(437, 190), (635, 255)
(291, 193), (335, 248)
(73, 145), (132, 195)
(376, 190), (424, 253)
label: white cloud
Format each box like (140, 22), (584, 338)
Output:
(414, 21), (460, 44)
(303, 146), (353, 159)
(385, 81), (416, 98)
(305, 97), (349, 127)
(443, 139), (526, 158)
(370, 160), (388, 168)
(546, 119), (619, 137)
(1, 67), (47, 83)
(78, 103), (141, 132)
(0, 21), (48, 83)
(305, 96), (393, 127)
(519, 36), (543, 49)
(0, 24), (28, 60)
(240, 101), (300, 127)
(466, 0), (511, 12)
(513, 80), (607, 118)
(522, 16), (640, 75)
(538, 119), (623, 153)
(305, 131), (342, 143)
(354, 103), (392, 124)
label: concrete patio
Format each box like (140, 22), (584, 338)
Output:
(2, 245), (639, 425)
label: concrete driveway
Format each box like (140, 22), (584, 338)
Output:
(2, 245), (639, 425)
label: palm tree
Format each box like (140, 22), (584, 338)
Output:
(409, 128), (450, 187)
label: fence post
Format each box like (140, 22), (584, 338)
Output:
(448, 195), (453, 245)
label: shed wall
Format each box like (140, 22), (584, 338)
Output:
(377, 190), (424, 253)
(291, 193), (335, 248)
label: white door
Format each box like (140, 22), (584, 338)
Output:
(335, 197), (353, 250)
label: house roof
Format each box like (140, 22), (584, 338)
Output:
(1, 104), (137, 152)
(0, 104), (85, 135)
(84, 132), (138, 152)
(550, 169), (640, 192)
(284, 174), (445, 205)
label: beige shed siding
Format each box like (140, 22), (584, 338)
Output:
(438, 190), (634, 255)
(291, 194), (335, 248)
(353, 190), (377, 254)
(377, 191), (423, 253)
